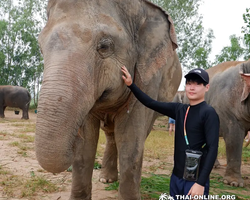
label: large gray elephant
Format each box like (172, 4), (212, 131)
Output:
(35, 0), (182, 199)
(205, 60), (250, 187)
(0, 85), (31, 119)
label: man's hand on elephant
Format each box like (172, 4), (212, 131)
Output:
(121, 66), (132, 86)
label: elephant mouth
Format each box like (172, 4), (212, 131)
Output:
(98, 88), (112, 102)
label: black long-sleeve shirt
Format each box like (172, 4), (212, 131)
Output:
(128, 83), (219, 186)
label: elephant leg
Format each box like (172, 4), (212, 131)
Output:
(21, 103), (29, 120)
(99, 130), (118, 183)
(213, 158), (220, 168)
(115, 107), (154, 200)
(116, 134), (144, 200)
(223, 124), (244, 187)
(70, 114), (100, 200)
(0, 106), (5, 118)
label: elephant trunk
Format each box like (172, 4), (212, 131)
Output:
(35, 63), (94, 173)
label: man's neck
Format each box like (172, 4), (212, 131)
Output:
(189, 99), (205, 106)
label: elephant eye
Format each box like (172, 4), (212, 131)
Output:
(97, 38), (114, 59)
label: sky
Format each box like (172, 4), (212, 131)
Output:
(199, 0), (249, 61)
(178, 0), (249, 90)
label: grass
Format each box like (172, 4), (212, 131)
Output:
(0, 172), (59, 198)
(144, 130), (174, 160)
(21, 176), (59, 197)
(105, 174), (170, 199)
(242, 147), (250, 162)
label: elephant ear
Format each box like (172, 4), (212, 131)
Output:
(136, 1), (178, 85)
(239, 61), (250, 103)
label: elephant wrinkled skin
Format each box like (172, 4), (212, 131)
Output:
(35, 0), (182, 200)
(0, 85), (31, 119)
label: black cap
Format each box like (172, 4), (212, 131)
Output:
(184, 68), (209, 84)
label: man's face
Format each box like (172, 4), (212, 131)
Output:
(185, 81), (209, 102)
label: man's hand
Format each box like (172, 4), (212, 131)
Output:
(187, 183), (204, 199)
(121, 66), (132, 86)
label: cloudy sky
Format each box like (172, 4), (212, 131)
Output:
(199, 0), (249, 61)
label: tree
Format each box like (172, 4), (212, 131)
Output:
(213, 8), (250, 64)
(0, 0), (46, 107)
(213, 35), (245, 64)
(149, 0), (214, 71)
(242, 8), (250, 60)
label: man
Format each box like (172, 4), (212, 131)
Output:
(121, 66), (219, 199)
(168, 117), (175, 136)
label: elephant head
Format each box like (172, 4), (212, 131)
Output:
(36, 0), (180, 174)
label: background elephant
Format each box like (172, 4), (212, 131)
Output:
(0, 85), (31, 119)
(205, 59), (250, 187)
(35, 0), (182, 200)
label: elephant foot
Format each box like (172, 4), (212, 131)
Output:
(223, 175), (244, 187)
(69, 196), (91, 200)
(213, 159), (220, 168)
(99, 168), (118, 183)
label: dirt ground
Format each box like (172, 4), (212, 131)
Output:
(0, 110), (250, 200)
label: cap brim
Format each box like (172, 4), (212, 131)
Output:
(184, 73), (208, 83)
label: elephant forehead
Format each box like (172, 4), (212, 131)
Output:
(71, 25), (92, 43)
(99, 14), (123, 32)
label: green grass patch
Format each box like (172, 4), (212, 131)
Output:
(105, 174), (170, 199)
(21, 176), (59, 197)
(0, 171), (59, 198)
(94, 161), (102, 169)
(242, 147), (250, 162)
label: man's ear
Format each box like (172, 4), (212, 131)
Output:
(205, 84), (210, 92)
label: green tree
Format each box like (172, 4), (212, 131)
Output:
(150, 0), (214, 71)
(213, 35), (245, 64)
(0, 0), (46, 107)
(242, 8), (250, 60)
(214, 8), (250, 64)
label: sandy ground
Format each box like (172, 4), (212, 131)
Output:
(0, 110), (250, 200)
(0, 110), (120, 200)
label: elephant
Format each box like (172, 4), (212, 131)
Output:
(35, 0), (182, 200)
(205, 59), (250, 187)
(0, 85), (31, 119)
(172, 90), (187, 104)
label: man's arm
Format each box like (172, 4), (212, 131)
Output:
(197, 108), (219, 186)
